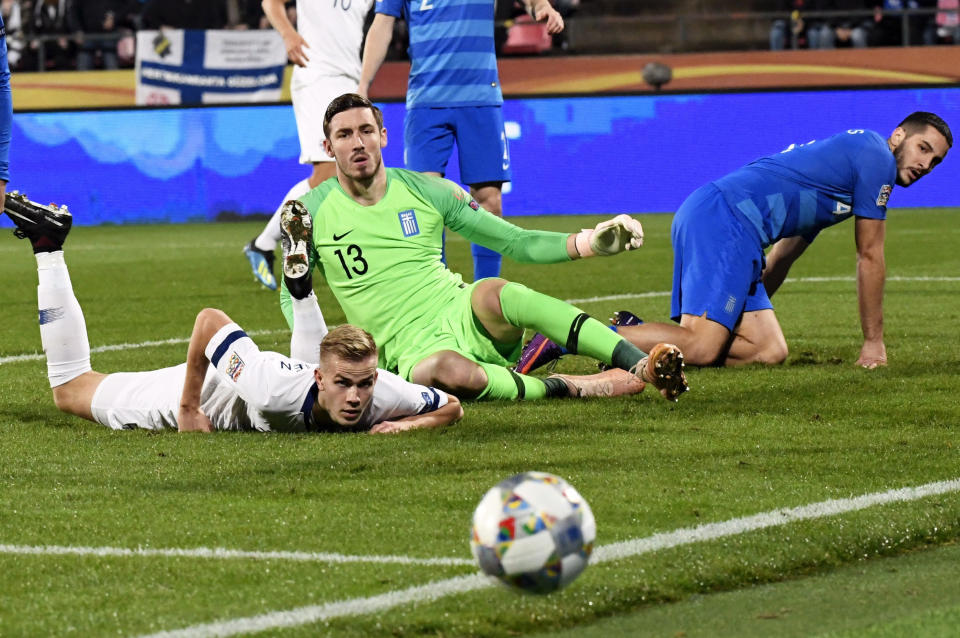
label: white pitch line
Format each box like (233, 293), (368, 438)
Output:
(138, 477), (960, 638)
(0, 544), (472, 567)
(0, 329), (289, 365)
(3, 275), (958, 366)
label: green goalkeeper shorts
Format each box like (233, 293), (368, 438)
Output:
(388, 281), (523, 381)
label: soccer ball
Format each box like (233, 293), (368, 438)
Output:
(470, 471), (596, 594)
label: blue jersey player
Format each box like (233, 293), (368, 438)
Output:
(357, 0), (563, 281)
(616, 112), (952, 369)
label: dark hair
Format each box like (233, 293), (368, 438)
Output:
(897, 112), (952, 148)
(319, 324), (378, 364)
(323, 93), (385, 139)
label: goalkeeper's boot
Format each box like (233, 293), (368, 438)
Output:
(280, 199), (314, 299)
(630, 343), (688, 402)
(611, 310), (644, 328)
(548, 368), (645, 398)
(513, 333), (566, 374)
(243, 240), (278, 291)
(3, 191), (72, 253)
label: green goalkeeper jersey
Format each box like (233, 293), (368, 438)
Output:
(281, 168), (571, 369)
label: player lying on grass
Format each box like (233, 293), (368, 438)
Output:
(517, 112), (952, 373)
(3, 192), (462, 434)
(278, 93), (689, 402)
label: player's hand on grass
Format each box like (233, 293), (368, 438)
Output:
(369, 420), (409, 434)
(575, 214), (644, 257)
(178, 406), (213, 433)
(856, 340), (887, 369)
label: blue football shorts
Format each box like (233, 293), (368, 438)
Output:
(404, 106), (511, 185)
(670, 183), (773, 332)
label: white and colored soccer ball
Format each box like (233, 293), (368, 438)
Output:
(470, 471), (596, 594)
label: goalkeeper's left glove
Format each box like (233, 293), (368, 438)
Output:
(574, 214), (644, 257)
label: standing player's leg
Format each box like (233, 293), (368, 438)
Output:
(4, 193), (106, 421)
(404, 107), (456, 265)
(457, 106), (512, 281)
(245, 177), (312, 291)
(244, 76), (349, 290)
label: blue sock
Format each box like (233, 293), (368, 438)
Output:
(472, 244), (502, 280)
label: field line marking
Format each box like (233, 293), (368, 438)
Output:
(0, 544), (472, 567)
(137, 477), (960, 638)
(3, 275), (958, 365)
(0, 329), (289, 365)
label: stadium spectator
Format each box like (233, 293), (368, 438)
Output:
(932, 0), (960, 42)
(807, 0), (874, 48)
(1, 194), (462, 434)
(242, 0), (374, 291)
(522, 113), (951, 371)
(358, 0), (564, 282)
(278, 93), (688, 403)
(770, 0), (808, 50)
(27, 0), (75, 70)
(140, 0), (228, 30)
(1, 0), (26, 69)
(68, 0), (134, 71)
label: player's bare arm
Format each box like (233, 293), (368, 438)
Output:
(262, 0), (310, 66)
(854, 216), (887, 369)
(762, 236), (810, 298)
(178, 308), (232, 432)
(523, 0), (565, 34)
(368, 393), (464, 434)
(357, 14), (395, 97)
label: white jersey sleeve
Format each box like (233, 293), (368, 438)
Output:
(359, 368), (448, 427)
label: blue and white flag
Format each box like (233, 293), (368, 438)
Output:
(135, 30), (287, 105)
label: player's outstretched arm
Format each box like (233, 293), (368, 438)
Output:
(762, 236), (809, 298)
(854, 216), (887, 369)
(368, 393), (463, 434)
(571, 214), (645, 258)
(358, 13), (396, 97)
(262, 0), (310, 66)
(178, 308), (232, 432)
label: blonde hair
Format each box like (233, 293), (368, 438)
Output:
(319, 325), (377, 363)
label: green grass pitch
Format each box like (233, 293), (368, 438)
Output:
(0, 210), (959, 637)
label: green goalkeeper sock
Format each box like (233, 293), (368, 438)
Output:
(499, 281), (648, 369)
(476, 362), (568, 400)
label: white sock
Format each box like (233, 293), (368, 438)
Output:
(255, 178), (311, 251)
(36, 251), (91, 388)
(289, 292), (328, 363)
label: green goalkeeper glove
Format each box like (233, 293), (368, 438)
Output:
(574, 214), (644, 257)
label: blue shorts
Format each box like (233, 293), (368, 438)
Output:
(404, 106), (511, 185)
(670, 183), (773, 332)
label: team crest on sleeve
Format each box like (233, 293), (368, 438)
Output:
(398, 209), (420, 237)
(876, 184), (892, 206)
(226, 352), (245, 381)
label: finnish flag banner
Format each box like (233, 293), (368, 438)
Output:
(135, 30), (287, 105)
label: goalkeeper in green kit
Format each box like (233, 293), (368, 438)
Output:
(280, 93), (688, 403)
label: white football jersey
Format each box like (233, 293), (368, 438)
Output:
(292, 0), (375, 86)
(204, 323), (446, 432)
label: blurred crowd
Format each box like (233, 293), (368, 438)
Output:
(1, 0), (956, 73)
(1, 0), (294, 71)
(770, 0), (960, 50)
